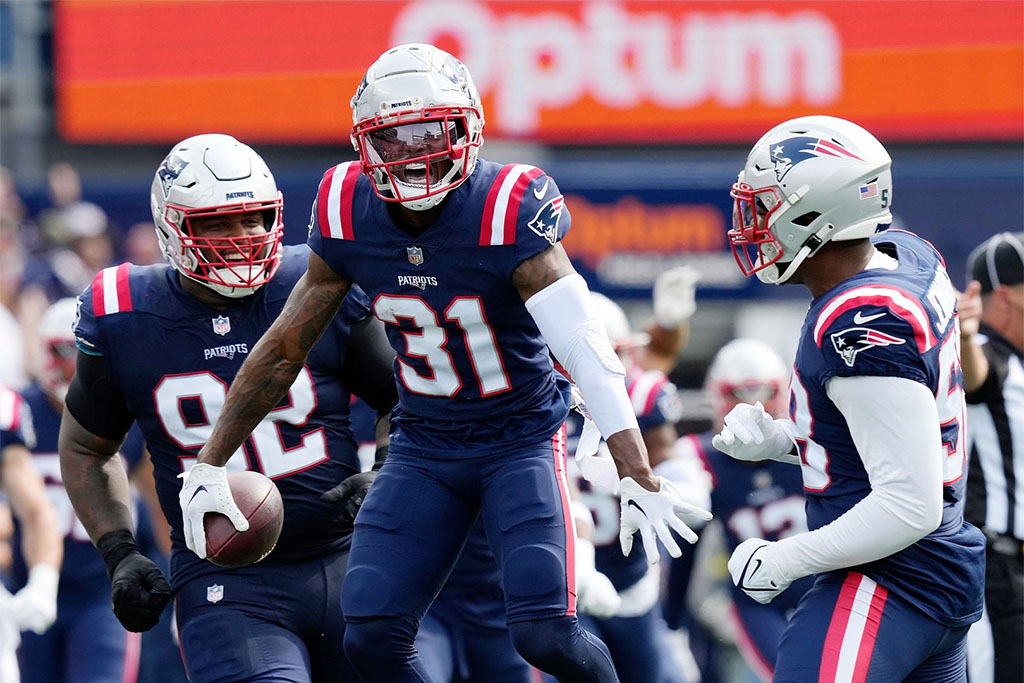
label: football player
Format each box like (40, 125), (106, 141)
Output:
(717, 115), (985, 681)
(667, 338), (811, 682)
(179, 44), (711, 682)
(58, 134), (398, 683)
(0, 384), (62, 681)
(12, 297), (145, 682)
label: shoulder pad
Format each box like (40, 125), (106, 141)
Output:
(90, 263), (134, 316)
(814, 284), (937, 355)
(478, 164), (567, 247)
(627, 369), (672, 416)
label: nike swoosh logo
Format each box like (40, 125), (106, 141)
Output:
(533, 179), (550, 200)
(853, 311), (886, 324)
(627, 499), (648, 519)
(189, 485), (207, 503)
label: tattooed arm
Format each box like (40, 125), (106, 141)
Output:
(513, 245), (657, 489)
(196, 251), (352, 467)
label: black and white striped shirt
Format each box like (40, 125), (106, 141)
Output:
(965, 324), (1024, 544)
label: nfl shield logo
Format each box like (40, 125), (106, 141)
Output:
(206, 584), (224, 603)
(407, 246), (424, 266)
(212, 315), (231, 336)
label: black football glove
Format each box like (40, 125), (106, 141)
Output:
(321, 471), (377, 529)
(97, 530), (172, 632)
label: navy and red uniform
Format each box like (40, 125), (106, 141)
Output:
(776, 230), (985, 682)
(71, 246), (372, 683)
(671, 430), (811, 681)
(9, 385), (142, 683)
(309, 159), (616, 680)
(565, 367), (686, 683)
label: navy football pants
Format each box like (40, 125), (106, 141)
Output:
(175, 549), (357, 683)
(342, 431), (618, 681)
(775, 571), (969, 683)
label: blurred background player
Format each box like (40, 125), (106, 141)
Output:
(667, 338), (811, 682)
(182, 44), (710, 683)
(718, 115), (984, 681)
(958, 231), (1024, 683)
(12, 297), (143, 683)
(0, 384), (62, 681)
(58, 134), (397, 683)
(553, 273), (707, 683)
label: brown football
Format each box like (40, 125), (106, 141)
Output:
(203, 471), (284, 568)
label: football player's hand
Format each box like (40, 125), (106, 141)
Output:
(956, 281), (983, 337)
(727, 538), (791, 605)
(575, 537), (621, 618)
(178, 463), (248, 559)
(653, 266), (700, 328)
(619, 477), (712, 564)
(9, 565), (58, 635)
(712, 402), (799, 465)
(109, 551), (172, 632)
(321, 471), (377, 529)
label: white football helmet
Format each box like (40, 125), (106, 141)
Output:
(351, 43), (484, 211)
(150, 134), (283, 298)
(705, 338), (789, 422)
(37, 297), (79, 403)
(730, 115), (893, 285)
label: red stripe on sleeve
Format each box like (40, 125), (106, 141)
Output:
(338, 162), (361, 241)
(91, 268), (107, 316)
(503, 167), (544, 245)
(317, 165), (338, 238)
(480, 165), (515, 245)
(115, 263), (133, 312)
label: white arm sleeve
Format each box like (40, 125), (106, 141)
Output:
(772, 375), (943, 582)
(525, 275), (639, 438)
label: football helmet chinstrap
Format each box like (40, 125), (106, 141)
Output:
(150, 133), (284, 298)
(351, 43), (485, 212)
(730, 115), (893, 285)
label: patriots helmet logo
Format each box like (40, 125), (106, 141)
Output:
(528, 195), (565, 246)
(769, 137), (864, 183)
(830, 326), (905, 367)
(157, 154), (189, 199)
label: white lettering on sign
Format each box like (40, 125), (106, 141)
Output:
(392, 2), (841, 134)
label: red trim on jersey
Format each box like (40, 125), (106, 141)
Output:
(503, 166), (544, 245)
(480, 165), (515, 245)
(814, 286), (935, 353)
(1, 390), (22, 432)
(552, 425), (577, 616)
(92, 263), (133, 316)
(337, 162), (360, 240)
(316, 165), (338, 238)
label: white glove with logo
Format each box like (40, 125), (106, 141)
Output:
(712, 402), (800, 465)
(619, 477), (712, 564)
(727, 538), (792, 605)
(9, 564), (59, 634)
(575, 537), (621, 618)
(178, 463), (248, 559)
(653, 266), (700, 328)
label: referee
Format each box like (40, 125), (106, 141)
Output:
(958, 231), (1023, 683)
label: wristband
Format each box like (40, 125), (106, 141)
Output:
(96, 529), (139, 579)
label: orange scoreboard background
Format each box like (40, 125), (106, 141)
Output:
(55, 0), (1023, 143)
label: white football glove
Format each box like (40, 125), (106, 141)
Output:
(0, 586), (20, 659)
(178, 463), (248, 559)
(575, 537), (621, 618)
(619, 477), (712, 564)
(9, 564), (59, 635)
(653, 266), (700, 328)
(712, 402), (800, 465)
(727, 538), (792, 605)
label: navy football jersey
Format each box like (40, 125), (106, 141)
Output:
(12, 384), (112, 597)
(678, 430), (812, 611)
(0, 385), (33, 451)
(73, 246), (369, 588)
(569, 367), (682, 591)
(308, 159), (572, 453)
(791, 229), (984, 627)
